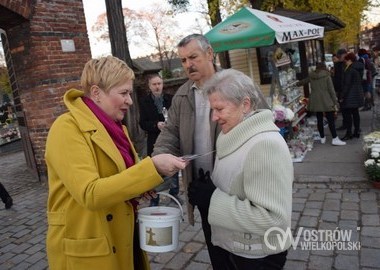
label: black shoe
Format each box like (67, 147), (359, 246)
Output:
(336, 126), (346, 131)
(5, 197), (13, 209)
(341, 134), (353, 141)
(353, 129), (361, 138)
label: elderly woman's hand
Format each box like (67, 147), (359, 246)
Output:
(188, 168), (215, 210)
(151, 154), (188, 177)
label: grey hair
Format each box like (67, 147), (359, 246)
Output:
(177, 34), (212, 53)
(203, 69), (269, 111)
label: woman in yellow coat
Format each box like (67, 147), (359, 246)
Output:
(45, 56), (186, 270)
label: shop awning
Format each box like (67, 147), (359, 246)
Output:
(205, 7), (324, 53)
(273, 8), (345, 32)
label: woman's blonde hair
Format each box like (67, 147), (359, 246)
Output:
(81, 56), (135, 95)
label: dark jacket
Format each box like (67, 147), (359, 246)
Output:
(333, 61), (345, 98)
(358, 56), (373, 85)
(341, 61), (364, 109)
(139, 93), (173, 156)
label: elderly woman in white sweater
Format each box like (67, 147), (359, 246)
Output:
(188, 69), (293, 270)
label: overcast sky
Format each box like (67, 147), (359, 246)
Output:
(82, 0), (209, 58)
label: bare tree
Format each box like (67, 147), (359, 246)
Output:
(133, 5), (182, 78)
(105, 0), (133, 66)
(92, 4), (180, 77)
(92, 8), (138, 45)
(169, 0), (231, 68)
(105, 0), (145, 154)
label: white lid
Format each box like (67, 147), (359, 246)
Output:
(138, 206), (181, 220)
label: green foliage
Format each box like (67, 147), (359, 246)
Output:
(162, 68), (173, 79)
(261, 0), (373, 49)
(168, 0), (190, 12)
(0, 68), (12, 96)
(220, 0), (249, 16)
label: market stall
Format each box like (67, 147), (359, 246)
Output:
(205, 7), (324, 161)
(0, 101), (21, 145)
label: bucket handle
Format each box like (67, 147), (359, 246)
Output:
(157, 191), (184, 222)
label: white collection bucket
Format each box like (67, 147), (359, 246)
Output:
(137, 192), (184, 253)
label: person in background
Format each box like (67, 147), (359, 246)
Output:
(372, 46), (380, 94)
(188, 69), (293, 269)
(152, 34), (269, 269)
(332, 53), (339, 63)
(329, 53), (338, 76)
(45, 56), (187, 270)
(372, 46), (380, 71)
(340, 52), (364, 140)
(358, 48), (373, 111)
(333, 48), (348, 130)
(299, 62), (346, 146)
(139, 73), (181, 206)
(0, 182), (13, 209)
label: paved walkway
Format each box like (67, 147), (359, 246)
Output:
(0, 106), (380, 270)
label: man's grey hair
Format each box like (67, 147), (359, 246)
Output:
(177, 34), (212, 52)
(203, 69), (269, 111)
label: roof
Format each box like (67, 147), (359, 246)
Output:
(162, 58), (183, 70)
(273, 8), (345, 32)
(132, 57), (161, 73)
(132, 57), (183, 73)
(0, 6), (28, 30)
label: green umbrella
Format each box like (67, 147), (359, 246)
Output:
(205, 7), (324, 52)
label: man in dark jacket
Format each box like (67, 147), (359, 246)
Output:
(139, 73), (181, 206)
(333, 48), (347, 130)
(340, 52), (364, 140)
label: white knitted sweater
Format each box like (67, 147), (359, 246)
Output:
(208, 109), (294, 257)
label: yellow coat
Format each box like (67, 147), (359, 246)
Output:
(45, 89), (163, 270)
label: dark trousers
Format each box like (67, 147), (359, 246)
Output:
(229, 250), (288, 270)
(0, 182), (11, 203)
(342, 108), (360, 135)
(198, 207), (288, 270)
(316, 111), (337, 138)
(198, 205), (236, 270)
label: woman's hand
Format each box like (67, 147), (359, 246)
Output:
(134, 191), (157, 209)
(152, 154), (188, 177)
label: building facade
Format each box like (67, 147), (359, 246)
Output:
(0, 0), (91, 180)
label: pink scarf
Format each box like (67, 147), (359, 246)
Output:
(82, 97), (135, 168)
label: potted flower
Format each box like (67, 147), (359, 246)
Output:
(363, 131), (380, 189)
(364, 160), (380, 188)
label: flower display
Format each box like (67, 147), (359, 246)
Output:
(273, 105), (287, 121)
(363, 132), (380, 183)
(272, 104), (295, 122)
(285, 108), (295, 122)
(287, 138), (307, 160)
(0, 126), (20, 144)
(0, 101), (21, 145)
